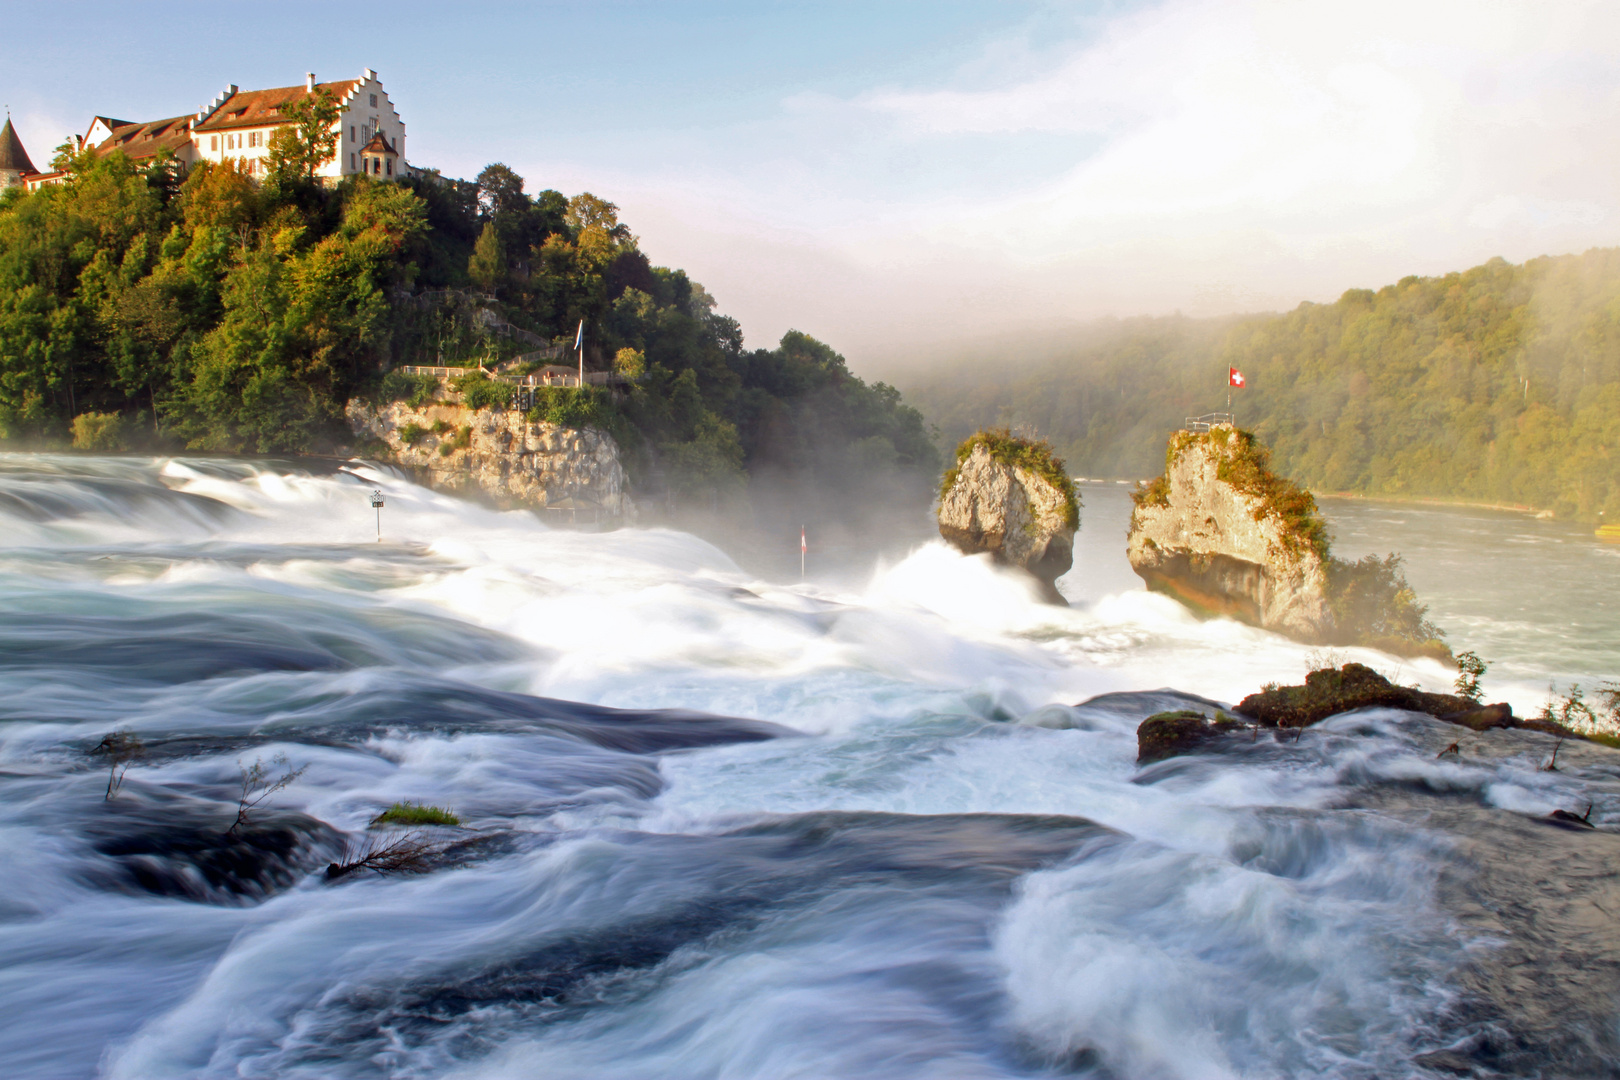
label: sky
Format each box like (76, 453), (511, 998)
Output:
(6, 0), (1620, 372)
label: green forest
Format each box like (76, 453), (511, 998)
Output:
(0, 132), (938, 517)
(905, 249), (1620, 522)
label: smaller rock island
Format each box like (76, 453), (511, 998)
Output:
(937, 429), (1080, 603)
(1128, 422), (1447, 658)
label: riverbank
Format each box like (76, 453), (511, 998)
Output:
(1316, 490), (1551, 518)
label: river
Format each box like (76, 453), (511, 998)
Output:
(2, 455), (1617, 1078)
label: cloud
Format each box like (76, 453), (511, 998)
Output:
(538, 1), (1620, 369)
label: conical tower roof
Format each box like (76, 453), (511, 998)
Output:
(0, 116), (38, 174)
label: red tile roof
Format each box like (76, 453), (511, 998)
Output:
(360, 132), (397, 155)
(93, 115), (195, 161)
(193, 80), (361, 133)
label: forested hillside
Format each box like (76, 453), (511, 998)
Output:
(0, 144), (937, 518)
(905, 250), (1620, 522)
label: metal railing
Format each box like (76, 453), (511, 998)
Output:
(1184, 412), (1235, 432)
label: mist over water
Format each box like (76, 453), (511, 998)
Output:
(2, 454), (1618, 1079)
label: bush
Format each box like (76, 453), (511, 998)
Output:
(942, 428), (1080, 530)
(398, 422), (426, 445)
(1324, 553), (1449, 660)
(71, 412), (129, 452)
(614, 347), (646, 379)
(527, 386), (610, 430)
(451, 370), (516, 411)
(380, 370), (441, 409)
(370, 801), (461, 827)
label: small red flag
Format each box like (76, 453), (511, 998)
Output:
(1228, 367), (1246, 388)
(801, 527), (807, 553)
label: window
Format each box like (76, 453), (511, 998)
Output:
(350, 125), (355, 142)
(386, 158), (392, 176)
(350, 152), (356, 171)
(210, 135), (218, 151)
(370, 93), (378, 107)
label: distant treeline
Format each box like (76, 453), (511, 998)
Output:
(0, 147), (938, 516)
(904, 249), (1620, 522)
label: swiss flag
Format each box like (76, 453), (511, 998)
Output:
(1228, 367), (1246, 388)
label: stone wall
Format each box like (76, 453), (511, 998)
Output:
(346, 400), (635, 522)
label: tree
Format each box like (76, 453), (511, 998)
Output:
(467, 222), (505, 291)
(266, 87), (340, 182)
(475, 163), (527, 223)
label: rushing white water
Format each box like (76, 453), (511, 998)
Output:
(1, 454), (1617, 1079)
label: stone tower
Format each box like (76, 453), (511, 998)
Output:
(0, 116), (39, 189)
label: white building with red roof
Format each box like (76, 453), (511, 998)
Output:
(9, 68), (412, 188)
(185, 69), (407, 181)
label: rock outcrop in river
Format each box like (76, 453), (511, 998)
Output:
(938, 430), (1079, 603)
(1126, 423), (1448, 658)
(1128, 423), (1332, 640)
(347, 400), (636, 521)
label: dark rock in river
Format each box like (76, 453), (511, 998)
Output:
(1136, 709), (1249, 764)
(1135, 665), (1600, 766)
(1236, 663), (1480, 729)
(83, 795), (343, 904)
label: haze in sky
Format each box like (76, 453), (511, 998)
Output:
(7, 0), (1619, 368)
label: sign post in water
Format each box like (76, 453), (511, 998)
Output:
(370, 489), (385, 542)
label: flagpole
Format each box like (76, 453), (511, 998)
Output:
(577, 320), (584, 389)
(801, 526), (806, 580)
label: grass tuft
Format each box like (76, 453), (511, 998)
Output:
(370, 801), (461, 828)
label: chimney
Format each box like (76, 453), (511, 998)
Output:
(306, 73), (316, 92)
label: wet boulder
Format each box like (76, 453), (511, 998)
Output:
(83, 794), (344, 904)
(938, 431), (1080, 604)
(1232, 663), (1516, 732)
(1136, 709), (1248, 764)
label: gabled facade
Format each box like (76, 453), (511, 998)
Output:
(187, 69), (407, 181)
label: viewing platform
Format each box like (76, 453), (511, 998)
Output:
(1183, 412), (1235, 432)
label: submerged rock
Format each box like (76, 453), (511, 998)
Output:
(84, 796), (343, 905)
(346, 399), (635, 521)
(937, 431), (1080, 603)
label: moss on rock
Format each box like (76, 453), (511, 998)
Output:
(942, 428), (1079, 531)
(1136, 708), (1248, 764)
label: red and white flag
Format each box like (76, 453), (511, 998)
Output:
(1228, 367), (1246, 388)
(801, 527), (807, 554)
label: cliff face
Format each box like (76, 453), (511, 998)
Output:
(346, 400), (635, 521)
(1127, 425), (1331, 640)
(938, 442), (1076, 600)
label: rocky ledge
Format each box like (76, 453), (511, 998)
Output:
(347, 400), (635, 521)
(937, 430), (1080, 603)
(1135, 663), (1564, 764)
